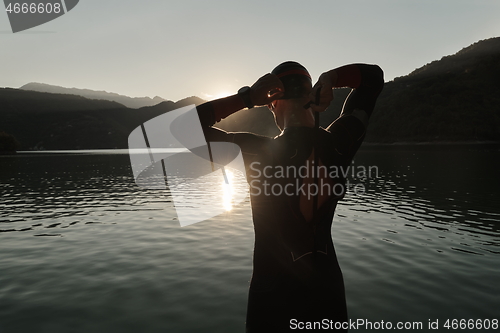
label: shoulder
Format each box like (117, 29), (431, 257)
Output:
(232, 131), (274, 156)
(205, 127), (273, 155)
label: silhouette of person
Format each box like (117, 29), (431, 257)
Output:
(196, 61), (384, 332)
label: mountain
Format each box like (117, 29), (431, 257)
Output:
(20, 82), (167, 109)
(2, 37), (500, 151)
(216, 37), (500, 143)
(405, 37), (500, 79)
(0, 88), (204, 150)
(366, 37), (500, 142)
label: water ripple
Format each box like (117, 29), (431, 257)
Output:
(0, 147), (499, 331)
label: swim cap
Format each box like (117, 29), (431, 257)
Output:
(271, 61), (312, 99)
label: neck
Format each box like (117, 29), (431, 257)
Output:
(279, 99), (315, 130)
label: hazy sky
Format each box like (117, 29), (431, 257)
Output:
(1, 0), (499, 101)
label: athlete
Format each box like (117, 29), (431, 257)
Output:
(196, 61), (384, 332)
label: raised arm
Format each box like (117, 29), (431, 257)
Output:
(191, 74), (285, 161)
(197, 74), (285, 130)
(310, 64), (384, 159)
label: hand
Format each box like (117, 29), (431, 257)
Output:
(308, 71), (336, 113)
(249, 74), (285, 107)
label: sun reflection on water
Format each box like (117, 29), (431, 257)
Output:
(222, 169), (234, 211)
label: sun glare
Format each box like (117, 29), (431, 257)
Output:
(222, 169), (234, 212)
(213, 91), (231, 100)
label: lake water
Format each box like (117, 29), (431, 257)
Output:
(1, 144), (499, 332)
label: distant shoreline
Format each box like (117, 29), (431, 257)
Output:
(3, 140), (498, 156)
(362, 140), (500, 146)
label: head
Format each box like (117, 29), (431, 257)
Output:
(269, 61), (314, 130)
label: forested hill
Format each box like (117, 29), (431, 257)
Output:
(20, 83), (167, 109)
(0, 88), (204, 150)
(1, 37), (499, 151)
(218, 37), (500, 142)
(365, 37), (500, 142)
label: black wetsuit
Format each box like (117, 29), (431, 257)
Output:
(197, 64), (383, 332)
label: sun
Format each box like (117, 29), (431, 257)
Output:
(213, 91), (232, 100)
(202, 88), (234, 101)
(221, 169), (234, 212)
